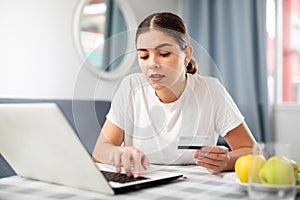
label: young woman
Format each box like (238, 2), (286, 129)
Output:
(92, 12), (256, 178)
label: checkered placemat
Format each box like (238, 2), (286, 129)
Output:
(0, 165), (253, 200)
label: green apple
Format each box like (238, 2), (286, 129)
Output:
(258, 156), (294, 185)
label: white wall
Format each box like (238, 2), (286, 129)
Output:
(274, 104), (300, 165)
(0, 0), (80, 99)
(0, 0), (181, 101)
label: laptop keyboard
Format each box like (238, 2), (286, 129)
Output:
(100, 170), (149, 183)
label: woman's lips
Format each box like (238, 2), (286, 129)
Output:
(149, 74), (165, 82)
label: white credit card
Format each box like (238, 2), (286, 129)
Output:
(177, 136), (210, 149)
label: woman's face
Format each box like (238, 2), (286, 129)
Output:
(136, 30), (189, 91)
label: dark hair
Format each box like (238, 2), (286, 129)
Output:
(135, 12), (198, 74)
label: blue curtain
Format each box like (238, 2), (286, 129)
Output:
(183, 0), (271, 142)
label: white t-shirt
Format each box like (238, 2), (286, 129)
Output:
(107, 73), (244, 164)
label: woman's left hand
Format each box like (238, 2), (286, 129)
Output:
(193, 146), (230, 173)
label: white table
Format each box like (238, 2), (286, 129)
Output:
(0, 165), (298, 200)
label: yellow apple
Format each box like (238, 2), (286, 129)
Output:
(259, 156), (294, 185)
(291, 160), (299, 182)
(235, 154), (266, 183)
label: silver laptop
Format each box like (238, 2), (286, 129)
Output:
(0, 103), (182, 195)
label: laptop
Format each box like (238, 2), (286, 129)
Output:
(0, 103), (182, 195)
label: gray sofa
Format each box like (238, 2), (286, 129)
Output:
(0, 98), (111, 178)
(0, 98), (230, 178)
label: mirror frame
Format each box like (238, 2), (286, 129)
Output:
(73, 0), (137, 79)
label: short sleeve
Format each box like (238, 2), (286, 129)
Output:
(106, 76), (131, 130)
(212, 80), (244, 137)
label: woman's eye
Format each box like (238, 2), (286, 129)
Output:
(139, 55), (149, 60)
(160, 52), (170, 57)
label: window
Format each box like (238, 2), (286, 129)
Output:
(267, 0), (300, 103)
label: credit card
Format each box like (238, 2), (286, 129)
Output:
(177, 136), (210, 149)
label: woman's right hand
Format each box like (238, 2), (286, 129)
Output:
(109, 146), (150, 178)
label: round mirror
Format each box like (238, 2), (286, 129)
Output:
(73, 0), (137, 79)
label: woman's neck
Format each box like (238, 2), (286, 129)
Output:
(155, 76), (187, 103)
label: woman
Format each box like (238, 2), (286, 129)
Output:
(92, 12), (256, 178)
